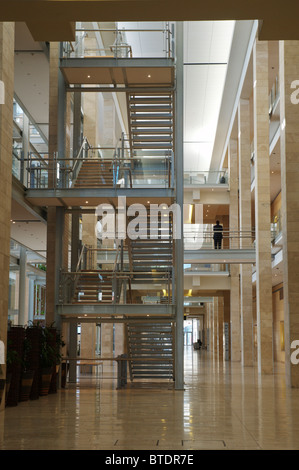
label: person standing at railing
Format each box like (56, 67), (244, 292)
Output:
(213, 220), (223, 249)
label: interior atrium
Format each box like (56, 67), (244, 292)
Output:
(1, 2), (299, 452)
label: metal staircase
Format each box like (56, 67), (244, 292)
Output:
(73, 270), (114, 304)
(127, 92), (174, 151)
(126, 91), (174, 186)
(126, 321), (174, 381)
(73, 159), (114, 188)
(127, 211), (174, 288)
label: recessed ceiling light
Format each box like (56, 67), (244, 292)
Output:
(87, 75), (91, 78)
(147, 74), (151, 78)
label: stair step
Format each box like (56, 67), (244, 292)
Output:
(130, 121), (173, 128)
(130, 113), (173, 120)
(131, 128), (173, 135)
(129, 98), (172, 105)
(132, 136), (173, 142)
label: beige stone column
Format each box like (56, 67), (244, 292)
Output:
(0, 22), (14, 409)
(280, 41), (299, 387)
(101, 323), (114, 373)
(218, 296), (224, 361)
(213, 298), (218, 357)
(229, 139), (241, 361)
(253, 40), (273, 374)
(223, 291), (230, 360)
(80, 323), (97, 373)
(207, 303), (212, 351)
(238, 99), (254, 367)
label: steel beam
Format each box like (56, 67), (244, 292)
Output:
(57, 304), (176, 316)
(174, 22), (184, 390)
(25, 187), (175, 200)
(60, 57), (174, 69)
(67, 86), (175, 93)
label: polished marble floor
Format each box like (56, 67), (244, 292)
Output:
(1, 347), (299, 450)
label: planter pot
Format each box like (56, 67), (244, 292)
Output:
(6, 326), (25, 406)
(39, 367), (53, 396)
(5, 372), (12, 404)
(0, 379), (5, 405)
(19, 370), (35, 402)
(26, 326), (42, 400)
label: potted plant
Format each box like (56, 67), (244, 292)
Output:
(25, 322), (42, 400)
(39, 325), (56, 396)
(19, 336), (34, 402)
(51, 330), (66, 391)
(6, 328), (24, 407)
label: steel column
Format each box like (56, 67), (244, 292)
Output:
(174, 22), (184, 390)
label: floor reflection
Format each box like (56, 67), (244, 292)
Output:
(1, 346), (299, 450)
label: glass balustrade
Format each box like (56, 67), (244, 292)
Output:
(184, 224), (255, 250)
(62, 23), (174, 59)
(184, 263), (230, 274)
(183, 170), (228, 186)
(26, 150), (174, 189)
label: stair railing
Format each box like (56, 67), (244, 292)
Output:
(76, 244), (87, 273)
(71, 244), (87, 303)
(71, 137), (91, 187)
(113, 133), (132, 188)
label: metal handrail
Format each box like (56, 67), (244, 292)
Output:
(63, 25), (174, 59)
(76, 244), (86, 272)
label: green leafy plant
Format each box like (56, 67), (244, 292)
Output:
(40, 326), (56, 369)
(21, 336), (32, 372)
(55, 331), (66, 365)
(6, 340), (20, 368)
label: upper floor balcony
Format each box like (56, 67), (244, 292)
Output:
(184, 170), (229, 188)
(60, 24), (175, 91)
(22, 136), (175, 205)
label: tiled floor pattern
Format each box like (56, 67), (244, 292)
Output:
(1, 348), (299, 450)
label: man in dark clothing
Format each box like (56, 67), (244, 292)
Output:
(213, 220), (223, 249)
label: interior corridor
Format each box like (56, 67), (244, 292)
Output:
(1, 348), (299, 450)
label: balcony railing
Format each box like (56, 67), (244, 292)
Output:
(62, 23), (174, 60)
(184, 226), (255, 250)
(184, 170), (228, 186)
(25, 156), (174, 190)
(59, 269), (172, 305)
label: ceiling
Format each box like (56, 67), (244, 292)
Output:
(183, 21), (235, 171)
(2, 0), (299, 41)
